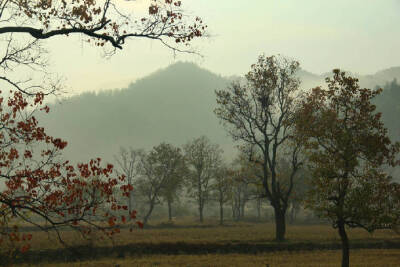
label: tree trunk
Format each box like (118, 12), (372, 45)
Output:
(199, 200), (204, 223)
(338, 221), (350, 267)
(289, 203), (295, 224)
(128, 189), (134, 221)
(143, 201), (155, 227)
(167, 199), (172, 221)
(219, 201), (224, 225)
(240, 201), (245, 220)
(274, 207), (286, 241)
(127, 174), (134, 219)
(232, 197), (240, 221)
(257, 198), (261, 221)
(197, 173), (203, 223)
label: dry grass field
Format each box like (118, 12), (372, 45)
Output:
(4, 219), (400, 266)
(20, 250), (400, 267)
(24, 220), (397, 250)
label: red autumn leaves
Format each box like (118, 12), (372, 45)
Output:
(0, 0), (205, 257)
(9, 0), (206, 50)
(0, 90), (141, 254)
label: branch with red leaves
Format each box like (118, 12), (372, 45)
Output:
(0, 90), (142, 256)
(0, 0), (206, 52)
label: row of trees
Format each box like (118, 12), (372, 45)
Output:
(114, 136), (308, 227)
(214, 54), (400, 267)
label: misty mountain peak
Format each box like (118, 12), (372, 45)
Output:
(42, 63), (400, 164)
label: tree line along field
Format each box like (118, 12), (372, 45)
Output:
(7, 219), (400, 266)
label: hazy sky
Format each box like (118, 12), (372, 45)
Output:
(47, 0), (400, 94)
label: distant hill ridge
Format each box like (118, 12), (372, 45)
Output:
(41, 62), (400, 164)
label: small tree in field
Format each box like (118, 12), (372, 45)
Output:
(230, 156), (258, 221)
(115, 147), (143, 221)
(211, 165), (232, 225)
(294, 69), (400, 267)
(159, 146), (187, 222)
(137, 143), (185, 225)
(184, 136), (223, 223)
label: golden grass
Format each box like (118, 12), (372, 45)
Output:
(20, 249), (400, 267)
(24, 222), (398, 251)
(4, 220), (399, 266)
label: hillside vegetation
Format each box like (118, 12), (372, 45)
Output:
(41, 62), (400, 164)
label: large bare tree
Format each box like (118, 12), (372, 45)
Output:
(215, 54), (303, 241)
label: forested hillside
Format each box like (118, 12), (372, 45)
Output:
(375, 79), (400, 142)
(42, 62), (231, 163)
(41, 62), (400, 164)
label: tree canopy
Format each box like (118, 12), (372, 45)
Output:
(294, 69), (400, 267)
